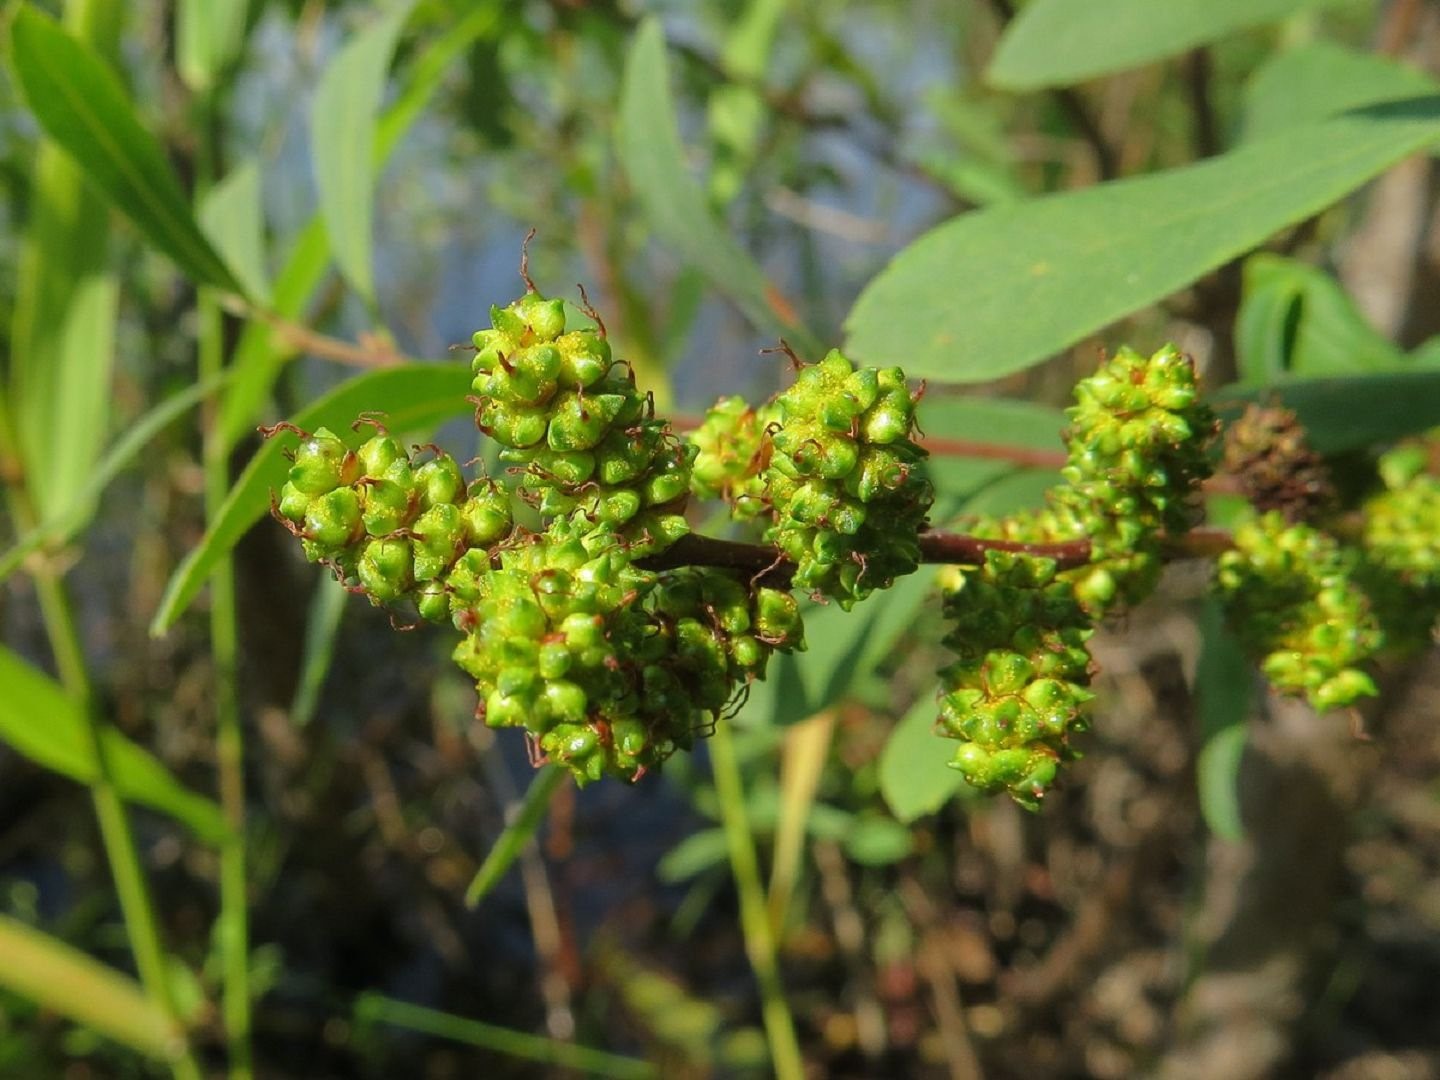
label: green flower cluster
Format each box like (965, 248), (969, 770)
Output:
(960, 346), (1215, 616)
(761, 349), (933, 609)
(687, 395), (776, 518)
(1050, 344), (1216, 612)
(938, 551), (1095, 810)
(1215, 511), (1381, 712)
(470, 290), (693, 557)
(449, 513), (804, 783)
(1358, 443), (1440, 653)
(269, 286), (816, 785)
(273, 423), (513, 621)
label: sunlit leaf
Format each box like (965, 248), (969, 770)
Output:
(0, 915), (184, 1061)
(311, 0), (417, 304)
(1235, 254), (1402, 383)
(0, 646), (229, 843)
(988, 0), (1354, 91)
(846, 98), (1440, 383)
(199, 160), (272, 306)
(619, 18), (820, 355)
(176, 0), (250, 93)
(1241, 40), (1438, 143)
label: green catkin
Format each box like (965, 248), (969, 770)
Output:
(687, 395), (778, 518)
(470, 289), (694, 557)
(1215, 511), (1381, 712)
(1357, 443), (1440, 653)
(938, 551), (1095, 810)
(761, 349), (934, 609)
(273, 425), (513, 621)
(272, 296), (1244, 800)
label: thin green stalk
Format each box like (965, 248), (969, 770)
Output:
(199, 287), (252, 1079)
(355, 993), (657, 1079)
(0, 394), (202, 1080)
(709, 721), (804, 1080)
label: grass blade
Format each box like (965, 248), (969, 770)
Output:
(0, 915), (186, 1062)
(465, 766), (565, 907)
(354, 993), (655, 1078)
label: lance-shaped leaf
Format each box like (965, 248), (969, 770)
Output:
(619, 18), (820, 356)
(6, 5), (242, 293)
(0, 915), (185, 1062)
(988, 0), (1352, 91)
(311, 0), (417, 305)
(845, 98), (1440, 384)
(0, 647), (228, 843)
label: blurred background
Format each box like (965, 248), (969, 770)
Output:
(3, 0), (1440, 1076)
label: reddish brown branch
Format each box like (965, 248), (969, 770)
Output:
(639, 526), (1231, 582)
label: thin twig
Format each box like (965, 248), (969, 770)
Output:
(219, 294), (406, 368)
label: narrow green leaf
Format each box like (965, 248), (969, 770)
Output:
(0, 915), (184, 1061)
(6, 6), (242, 293)
(288, 572), (348, 728)
(988, 0), (1353, 91)
(311, 0), (417, 304)
(879, 691), (965, 823)
(8, 4), (121, 526)
(355, 993), (656, 1079)
(618, 18), (821, 356)
(151, 362), (472, 634)
(1241, 40), (1438, 143)
(199, 160), (272, 306)
(1196, 600), (1251, 840)
(0, 374), (228, 584)
(1235, 253), (1402, 383)
(464, 766), (566, 907)
(0, 646), (229, 843)
(845, 99), (1440, 383)
(1212, 368), (1440, 453)
(176, 0), (250, 93)
(13, 273), (118, 523)
(218, 4), (504, 449)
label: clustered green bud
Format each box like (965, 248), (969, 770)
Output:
(760, 349), (934, 609)
(1051, 344), (1216, 612)
(273, 422), (513, 621)
(687, 395), (777, 518)
(1357, 442), (1440, 653)
(471, 290), (693, 557)
(960, 346), (1215, 616)
(938, 551), (1095, 810)
(268, 285), (816, 786)
(1215, 511), (1381, 713)
(450, 514), (803, 783)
